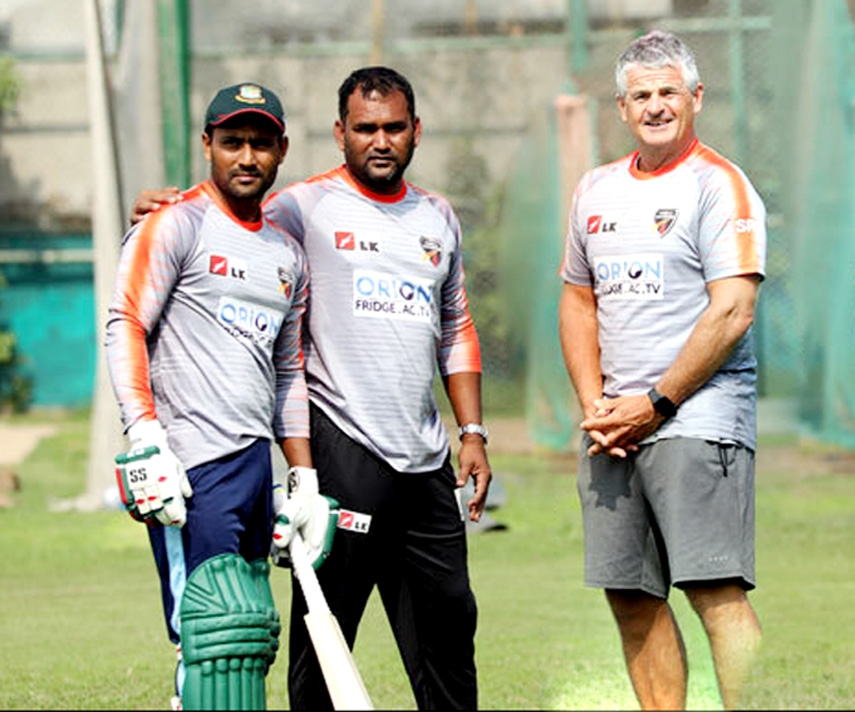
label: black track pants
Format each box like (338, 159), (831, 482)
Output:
(288, 403), (478, 710)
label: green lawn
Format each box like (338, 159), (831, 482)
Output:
(1, 411), (855, 709)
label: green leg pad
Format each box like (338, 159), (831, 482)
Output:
(179, 555), (280, 711)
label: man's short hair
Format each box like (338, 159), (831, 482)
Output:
(337, 66), (416, 123)
(614, 30), (701, 97)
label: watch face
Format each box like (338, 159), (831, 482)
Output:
(650, 390), (676, 418)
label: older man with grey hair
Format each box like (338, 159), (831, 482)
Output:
(559, 29), (765, 710)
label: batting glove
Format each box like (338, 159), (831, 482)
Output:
(271, 466), (340, 570)
(114, 419), (193, 527)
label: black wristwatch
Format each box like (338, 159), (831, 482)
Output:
(648, 388), (677, 420)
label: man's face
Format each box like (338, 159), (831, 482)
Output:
(617, 64), (703, 168)
(334, 88), (421, 194)
(202, 118), (287, 204)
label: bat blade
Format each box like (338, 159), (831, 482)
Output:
(304, 608), (374, 710)
(290, 534), (374, 710)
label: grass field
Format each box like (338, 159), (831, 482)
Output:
(2, 409), (855, 710)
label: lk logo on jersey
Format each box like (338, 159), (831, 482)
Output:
(335, 231), (355, 250)
(209, 254), (247, 280)
(587, 215), (618, 234)
(335, 231), (380, 253)
(654, 208), (678, 237)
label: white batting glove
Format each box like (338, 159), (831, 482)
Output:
(271, 466), (339, 570)
(114, 419), (193, 527)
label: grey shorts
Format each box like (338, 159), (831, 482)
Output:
(576, 436), (756, 598)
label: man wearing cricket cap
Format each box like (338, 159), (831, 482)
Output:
(105, 82), (338, 711)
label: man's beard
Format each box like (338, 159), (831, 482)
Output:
(219, 169), (276, 202)
(345, 138), (415, 193)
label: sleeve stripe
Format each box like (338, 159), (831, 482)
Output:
(695, 144), (763, 274)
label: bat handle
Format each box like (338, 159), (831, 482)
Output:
(289, 533), (331, 616)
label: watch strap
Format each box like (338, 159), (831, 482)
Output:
(458, 423), (488, 444)
(648, 388), (677, 420)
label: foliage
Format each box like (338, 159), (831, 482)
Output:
(0, 271), (33, 413)
(0, 59), (31, 413)
(0, 54), (19, 114)
(2, 416), (855, 709)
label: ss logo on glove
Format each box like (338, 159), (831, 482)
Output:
(126, 466), (150, 485)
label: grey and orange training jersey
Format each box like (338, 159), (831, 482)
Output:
(105, 180), (310, 470)
(561, 139), (767, 449)
(264, 166), (482, 473)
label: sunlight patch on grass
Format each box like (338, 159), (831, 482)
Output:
(547, 673), (636, 710)
(544, 657), (723, 711)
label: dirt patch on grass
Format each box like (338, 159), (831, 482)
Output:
(0, 423), (59, 466)
(756, 441), (855, 476)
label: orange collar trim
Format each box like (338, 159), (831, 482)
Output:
(628, 138), (700, 180)
(201, 181), (264, 231)
(335, 165), (408, 203)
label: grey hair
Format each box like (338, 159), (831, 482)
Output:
(614, 30), (701, 97)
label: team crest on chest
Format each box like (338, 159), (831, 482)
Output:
(420, 236), (442, 266)
(654, 208), (678, 237)
(277, 266), (294, 298)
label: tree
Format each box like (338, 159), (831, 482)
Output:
(0, 55), (18, 112)
(0, 56), (33, 413)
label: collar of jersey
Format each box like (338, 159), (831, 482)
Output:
(336, 165), (408, 203)
(628, 137), (700, 180)
(200, 180), (264, 231)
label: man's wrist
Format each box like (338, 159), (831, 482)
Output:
(648, 388), (677, 420)
(458, 423), (488, 445)
(128, 418), (167, 446)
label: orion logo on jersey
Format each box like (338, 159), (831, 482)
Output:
(594, 253), (664, 300)
(352, 269), (435, 322)
(587, 215), (618, 234)
(209, 254), (247, 280)
(217, 296), (282, 344)
(654, 208), (678, 237)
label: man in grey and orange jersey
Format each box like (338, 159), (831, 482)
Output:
(558, 31), (765, 710)
(106, 83), (338, 711)
(132, 66), (491, 710)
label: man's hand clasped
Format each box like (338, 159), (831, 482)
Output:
(114, 419), (193, 526)
(581, 394), (663, 458)
(271, 466), (340, 570)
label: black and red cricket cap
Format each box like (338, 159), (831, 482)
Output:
(204, 83), (285, 133)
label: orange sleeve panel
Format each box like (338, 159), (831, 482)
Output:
(695, 144), (765, 276)
(105, 208), (174, 426)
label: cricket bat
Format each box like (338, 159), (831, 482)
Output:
(289, 533), (374, 710)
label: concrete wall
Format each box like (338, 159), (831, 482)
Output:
(1, 45), (584, 225)
(0, 0), (684, 227)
